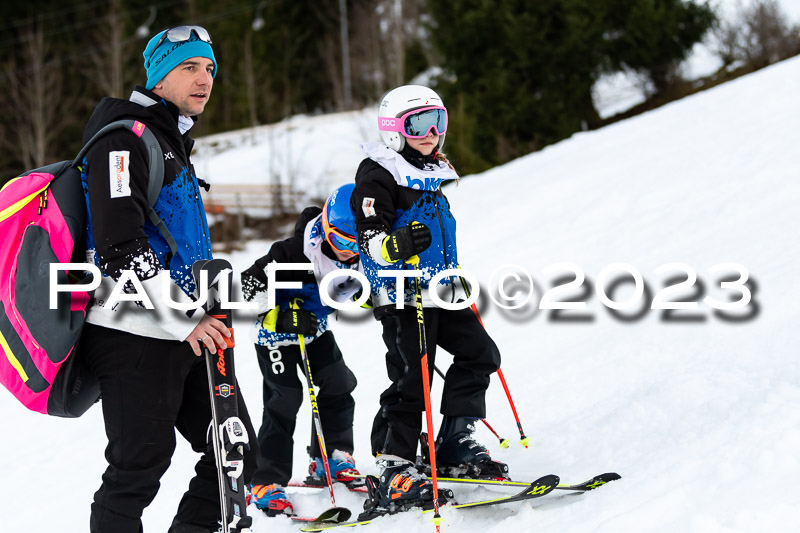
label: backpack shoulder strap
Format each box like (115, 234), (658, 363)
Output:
(73, 119), (164, 207)
(73, 119), (178, 256)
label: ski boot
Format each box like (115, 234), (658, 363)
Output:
(358, 455), (439, 520)
(435, 416), (510, 480)
(306, 450), (362, 486)
(250, 484), (294, 517)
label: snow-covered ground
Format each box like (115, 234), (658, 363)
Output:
(3, 54), (800, 533)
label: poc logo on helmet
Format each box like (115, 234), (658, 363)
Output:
(380, 118), (397, 127)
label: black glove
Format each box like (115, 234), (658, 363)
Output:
(241, 264), (267, 302)
(381, 221), (432, 263)
(275, 308), (318, 336)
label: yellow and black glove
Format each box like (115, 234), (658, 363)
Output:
(261, 307), (318, 336)
(381, 221), (432, 263)
(352, 290), (373, 309)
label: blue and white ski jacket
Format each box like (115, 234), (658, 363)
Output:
(242, 207), (364, 348)
(351, 142), (468, 315)
(80, 87), (212, 341)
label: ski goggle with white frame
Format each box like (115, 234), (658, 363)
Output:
(146, 25), (213, 67)
(378, 106), (448, 139)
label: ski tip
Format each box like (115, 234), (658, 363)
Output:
(314, 506), (352, 524)
(586, 472), (621, 489)
(191, 259), (210, 278)
(290, 507), (352, 525)
(558, 472), (621, 491)
(586, 472), (621, 487)
(530, 474), (560, 496)
(299, 519), (369, 532)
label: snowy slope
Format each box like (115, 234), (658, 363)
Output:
(2, 56), (799, 532)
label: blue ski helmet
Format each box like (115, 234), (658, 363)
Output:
(322, 184), (358, 258)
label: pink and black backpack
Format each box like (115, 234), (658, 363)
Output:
(0, 119), (172, 417)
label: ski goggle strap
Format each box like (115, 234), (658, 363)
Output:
(322, 211), (359, 259)
(146, 25), (213, 67)
(378, 106), (448, 139)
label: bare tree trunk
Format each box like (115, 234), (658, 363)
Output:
(312, 1), (346, 111)
(244, 29), (259, 139)
(2, 22), (70, 169)
(320, 32), (345, 110)
(88, 0), (126, 98)
(0, 122), (11, 181)
(339, 0), (352, 110)
(349, 0), (392, 102)
(187, 0), (197, 23)
(393, 0), (405, 86)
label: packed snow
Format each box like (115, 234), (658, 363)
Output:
(2, 54), (799, 533)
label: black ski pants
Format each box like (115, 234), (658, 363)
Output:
(370, 306), (501, 462)
(251, 330), (357, 486)
(79, 323), (258, 533)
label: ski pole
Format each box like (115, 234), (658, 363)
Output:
(494, 367), (529, 447)
(293, 299), (339, 510)
(432, 364), (510, 449)
(460, 276), (530, 448)
(408, 258), (443, 532)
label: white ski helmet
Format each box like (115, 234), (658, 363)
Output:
(378, 85), (446, 152)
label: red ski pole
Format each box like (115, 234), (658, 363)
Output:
(409, 259), (443, 532)
(432, 364), (510, 448)
(461, 277), (530, 448)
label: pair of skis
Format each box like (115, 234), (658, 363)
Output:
(296, 472), (620, 531)
(340, 470), (620, 492)
(194, 259), (252, 533)
(196, 260), (351, 529)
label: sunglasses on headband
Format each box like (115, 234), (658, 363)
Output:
(146, 25), (212, 67)
(378, 106), (448, 139)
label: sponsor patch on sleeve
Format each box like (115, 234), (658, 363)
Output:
(362, 197), (376, 218)
(109, 151), (131, 198)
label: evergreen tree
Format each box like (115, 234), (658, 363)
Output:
(602, 0), (716, 95)
(426, 0), (715, 173)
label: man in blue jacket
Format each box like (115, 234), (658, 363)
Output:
(78, 26), (257, 533)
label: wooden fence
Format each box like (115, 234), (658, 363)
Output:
(200, 184), (303, 216)
(201, 184), (305, 247)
